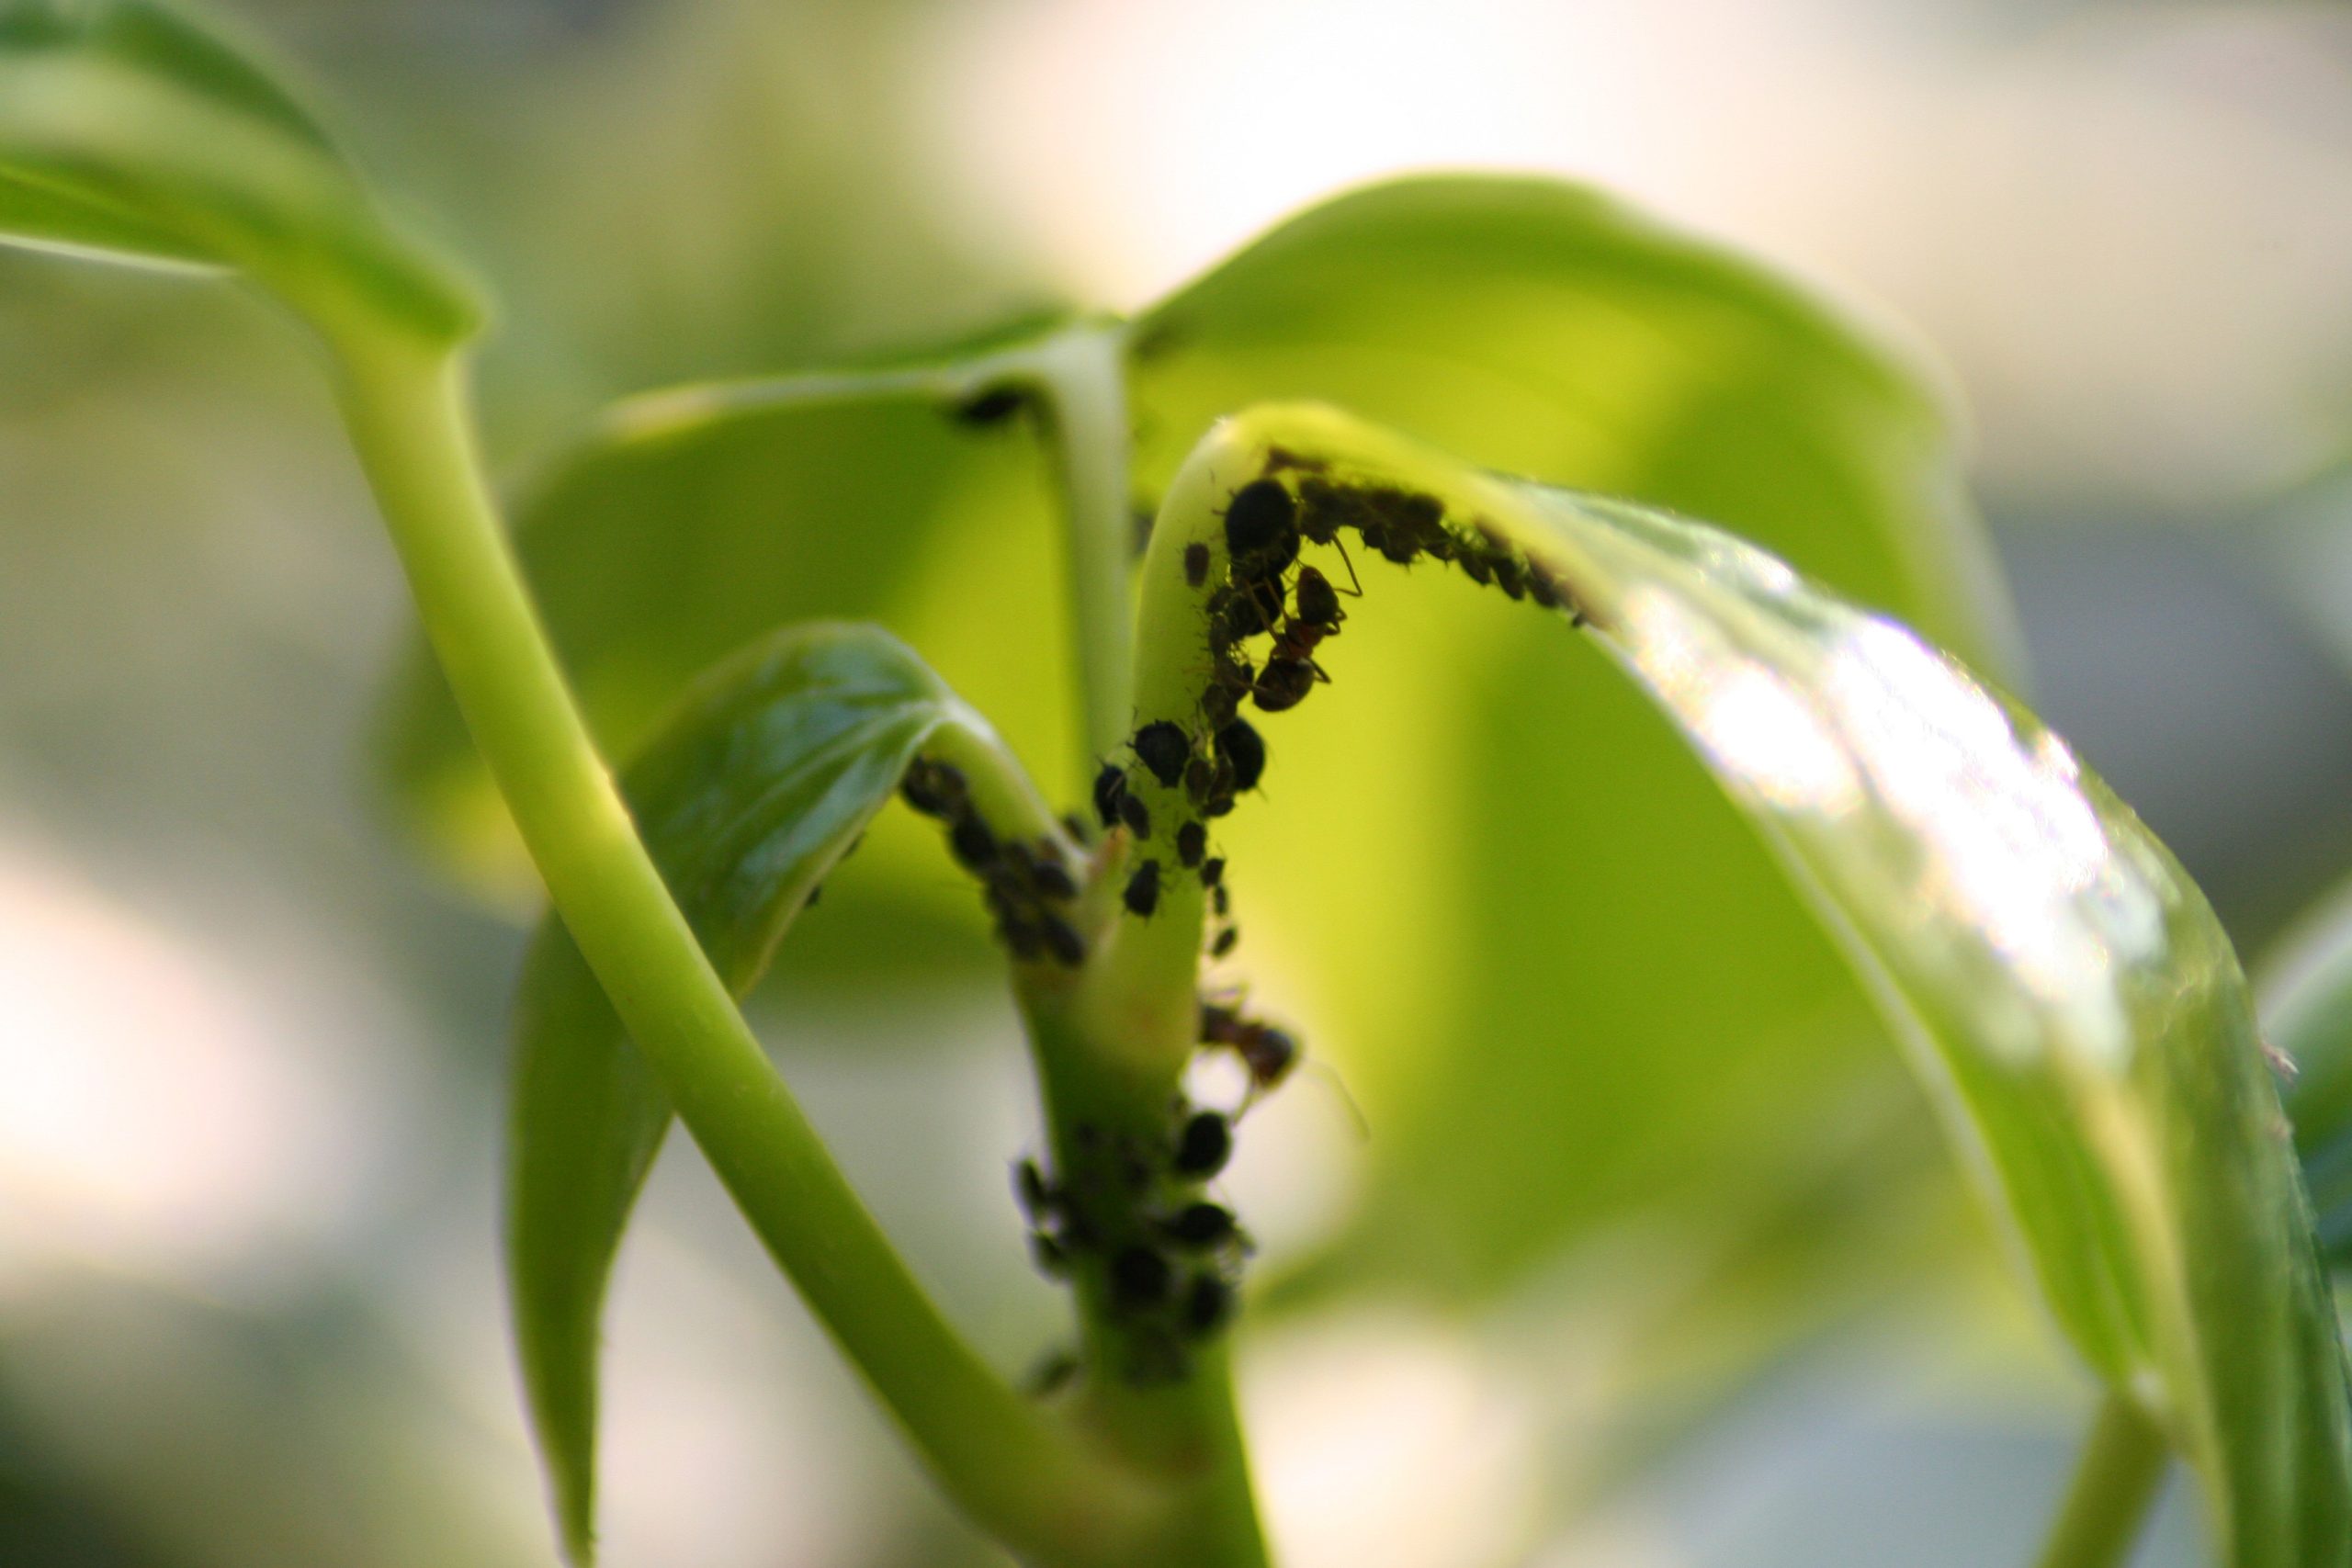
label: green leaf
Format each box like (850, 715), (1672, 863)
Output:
(0, 0), (475, 339)
(1132, 175), (2018, 1291)
(1161, 403), (2352, 1567)
(2255, 876), (2352, 1268)
(506, 621), (1006, 1564)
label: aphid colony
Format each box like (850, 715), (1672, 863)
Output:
(898, 756), (1086, 966)
(909, 450), (1586, 1386)
(1014, 1101), (1250, 1383)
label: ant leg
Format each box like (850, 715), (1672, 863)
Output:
(1329, 535), (1365, 597)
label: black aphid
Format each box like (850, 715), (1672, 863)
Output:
(1093, 761), (1128, 829)
(1041, 914), (1086, 967)
(952, 384), (1026, 426)
(1210, 926), (1238, 958)
(1174, 1110), (1232, 1179)
(900, 759), (967, 818)
(1200, 857), (1226, 888)
(1110, 1245), (1173, 1308)
(1215, 720), (1266, 793)
(1119, 791), (1151, 839)
(1016, 1157), (1053, 1217)
(949, 817), (999, 871)
(1133, 720), (1192, 788)
(1224, 479), (1299, 575)
(1124, 858), (1162, 918)
(1176, 820), (1206, 869)
(1164, 1201), (1238, 1249)
(1184, 541), (1211, 588)
(1182, 1274), (1231, 1336)
(1031, 854), (1079, 902)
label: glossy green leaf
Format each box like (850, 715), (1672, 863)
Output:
(507, 621), (1011, 1563)
(0, 0), (474, 338)
(2254, 876), (2352, 1268)
(1132, 175), (2018, 1291)
(1174, 404), (2352, 1565)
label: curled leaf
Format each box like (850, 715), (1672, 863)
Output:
(506, 621), (1043, 1562)
(1141, 404), (2351, 1566)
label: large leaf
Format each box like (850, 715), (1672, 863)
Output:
(1133, 176), (2018, 1291)
(381, 175), (2011, 1301)
(1159, 403), (2351, 1565)
(0, 0), (473, 338)
(507, 621), (1015, 1563)
(2254, 875), (2352, 1268)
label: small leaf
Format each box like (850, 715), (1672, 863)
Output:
(506, 621), (1010, 1563)
(0, 0), (474, 338)
(1168, 405), (2352, 1566)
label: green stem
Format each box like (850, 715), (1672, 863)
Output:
(2034, 1395), (2166, 1568)
(995, 423), (1272, 1567)
(1027, 319), (1136, 790)
(318, 321), (1153, 1565)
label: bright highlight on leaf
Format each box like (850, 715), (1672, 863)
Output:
(506, 621), (1056, 1564)
(0, 0), (475, 339)
(1146, 402), (2352, 1568)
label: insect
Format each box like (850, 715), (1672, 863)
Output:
(1040, 913), (1085, 967)
(949, 817), (999, 871)
(1223, 479), (1300, 579)
(1294, 565), (1345, 632)
(951, 384), (1025, 426)
(1162, 1201), (1239, 1249)
(1182, 1273), (1231, 1336)
(1210, 926), (1238, 958)
(1199, 856), (1226, 888)
(1119, 791), (1151, 840)
(1173, 1110), (1231, 1179)
(1211, 884), (1230, 918)
(1200, 653), (1255, 729)
(899, 758), (967, 819)
(1252, 656), (1317, 713)
(1203, 1004), (1299, 1089)
(1183, 541), (1211, 588)
(1124, 858), (1161, 918)
(1207, 581), (1277, 644)
(1262, 445), (1329, 474)
(1176, 819), (1206, 869)
(1216, 717), (1264, 790)
(1016, 1157), (1056, 1219)
(1093, 761), (1128, 829)
(1110, 1245), (1173, 1308)
(1028, 843), (1079, 902)
(1132, 720), (1192, 788)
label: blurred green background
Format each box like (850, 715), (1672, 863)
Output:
(7, 1), (2352, 1563)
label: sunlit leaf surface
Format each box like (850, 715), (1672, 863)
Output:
(507, 622), (1003, 1563)
(1180, 403), (2350, 1566)
(0, 0), (472, 336)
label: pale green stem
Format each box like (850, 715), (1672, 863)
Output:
(2034, 1395), (2166, 1568)
(1000, 421), (1274, 1568)
(317, 320), (1154, 1566)
(1026, 319), (1137, 787)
